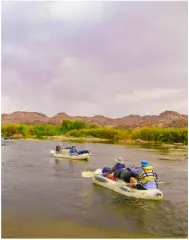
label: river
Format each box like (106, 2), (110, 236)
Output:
(2, 140), (188, 238)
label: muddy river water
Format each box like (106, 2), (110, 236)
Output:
(2, 140), (188, 238)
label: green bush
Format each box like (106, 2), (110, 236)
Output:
(132, 127), (188, 144)
(61, 120), (88, 133)
(1, 122), (188, 144)
(68, 127), (130, 143)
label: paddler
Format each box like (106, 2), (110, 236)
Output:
(70, 145), (78, 155)
(102, 157), (126, 179)
(126, 160), (158, 190)
(56, 142), (62, 153)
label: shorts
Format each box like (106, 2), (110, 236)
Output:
(136, 184), (147, 190)
(120, 170), (133, 183)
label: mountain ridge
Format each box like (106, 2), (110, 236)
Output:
(1, 110), (188, 128)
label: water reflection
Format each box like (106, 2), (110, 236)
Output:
(124, 142), (188, 157)
(53, 158), (89, 166)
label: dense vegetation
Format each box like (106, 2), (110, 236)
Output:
(1, 120), (98, 139)
(1, 120), (188, 144)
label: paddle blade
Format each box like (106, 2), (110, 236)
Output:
(50, 150), (55, 154)
(158, 181), (172, 184)
(82, 171), (94, 178)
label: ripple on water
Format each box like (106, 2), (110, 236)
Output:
(2, 140), (188, 238)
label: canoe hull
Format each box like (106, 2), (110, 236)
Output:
(4, 139), (14, 142)
(92, 169), (163, 200)
(52, 152), (89, 160)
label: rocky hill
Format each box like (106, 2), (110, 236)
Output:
(1, 110), (188, 128)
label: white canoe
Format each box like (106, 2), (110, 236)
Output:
(4, 139), (14, 142)
(50, 150), (89, 160)
(92, 169), (163, 200)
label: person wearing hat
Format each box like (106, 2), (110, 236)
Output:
(56, 142), (62, 153)
(69, 145), (78, 155)
(102, 157), (126, 178)
(126, 160), (158, 190)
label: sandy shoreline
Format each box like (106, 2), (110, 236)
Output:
(18, 135), (187, 147)
(22, 136), (150, 144)
(23, 136), (110, 143)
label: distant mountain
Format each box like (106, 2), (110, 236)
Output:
(1, 110), (188, 128)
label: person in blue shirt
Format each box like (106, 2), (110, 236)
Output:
(126, 160), (158, 190)
(69, 145), (78, 155)
(102, 157), (126, 178)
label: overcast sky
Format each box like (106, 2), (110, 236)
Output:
(1, 1), (188, 117)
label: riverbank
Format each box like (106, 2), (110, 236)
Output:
(15, 135), (162, 144)
(19, 135), (188, 149)
(47, 135), (110, 143)
(23, 135), (110, 143)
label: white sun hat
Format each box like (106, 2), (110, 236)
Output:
(114, 157), (124, 164)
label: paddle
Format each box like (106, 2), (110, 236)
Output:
(82, 171), (94, 177)
(81, 171), (172, 185)
(115, 181), (172, 186)
(50, 150), (55, 154)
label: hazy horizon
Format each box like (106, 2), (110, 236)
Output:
(2, 1), (188, 118)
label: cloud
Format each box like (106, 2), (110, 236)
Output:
(114, 89), (181, 103)
(1, 1), (188, 117)
(42, 2), (104, 22)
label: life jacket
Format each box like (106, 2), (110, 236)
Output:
(70, 148), (77, 154)
(137, 166), (157, 184)
(115, 163), (125, 170)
